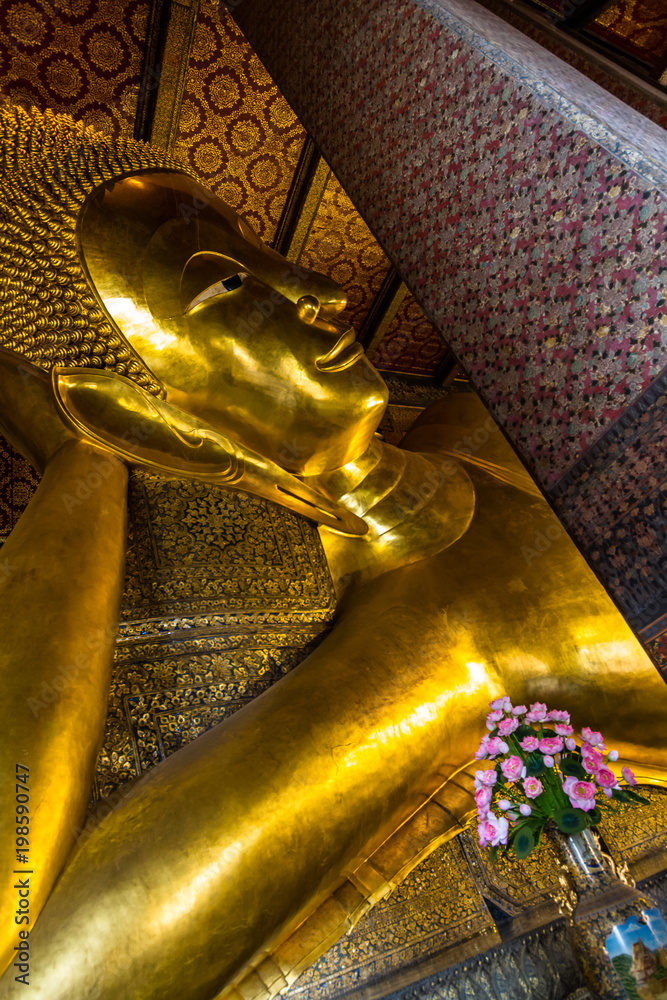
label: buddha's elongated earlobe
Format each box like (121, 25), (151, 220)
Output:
(52, 367), (368, 536)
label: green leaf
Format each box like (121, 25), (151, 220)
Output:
(525, 754), (546, 776)
(516, 725), (535, 739)
(553, 807), (588, 834)
(589, 807), (602, 825)
(488, 844), (498, 862)
(513, 827), (535, 859)
(560, 757), (586, 779)
(612, 788), (632, 803)
(626, 789), (650, 805)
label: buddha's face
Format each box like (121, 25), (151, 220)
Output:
(80, 173), (388, 475)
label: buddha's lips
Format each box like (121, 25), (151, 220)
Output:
(316, 328), (364, 372)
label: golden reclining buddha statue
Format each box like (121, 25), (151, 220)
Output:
(0, 105), (666, 1000)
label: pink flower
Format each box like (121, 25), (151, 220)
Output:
(498, 716), (519, 736)
(490, 696), (512, 713)
(523, 776), (543, 798)
(485, 737), (509, 758)
(486, 710), (503, 730)
(539, 737), (564, 755)
(581, 727), (604, 748)
(543, 755), (555, 768)
(549, 710), (571, 724)
(478, 812), (509, 848)
(519, 803), (532, 817)
(512, 705), (527, 715)
(581, 747), (604, 774)
(565, 737), (576, 751)
(475, 786), (492, 812)
(622, 766), (637, 786)
(474, 769), (498, 787)
(554, 723), (574, 736)
(520, 736), (539, 752)
(500, 755), (524, 781)
(595, 767), (617, 790)
(497, 798), (511, 811)
(563, 776), (597, 812)
(525, 702), (548, 722)
(607, 750), (619, 762)
(474, 735), (490, 759)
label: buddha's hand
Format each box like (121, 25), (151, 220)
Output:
(54, 367), (367, 534)
(0, 348), (78, 472)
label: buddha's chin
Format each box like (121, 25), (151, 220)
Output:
(295, 427), (382, 478)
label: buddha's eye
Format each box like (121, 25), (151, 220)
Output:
(184, 272), (248, 314)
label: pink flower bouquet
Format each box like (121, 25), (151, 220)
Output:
(474, 697), (648, 860)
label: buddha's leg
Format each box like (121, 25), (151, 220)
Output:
(0, 440), (127, 975)
(0, 565), (496, 1000)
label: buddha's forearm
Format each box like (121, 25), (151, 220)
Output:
(0, 568), (495, 1000)
(0, 441), (127, 974)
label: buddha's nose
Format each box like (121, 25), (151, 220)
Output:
(296, 269), (347, 318)
(296, 295), (321, 324)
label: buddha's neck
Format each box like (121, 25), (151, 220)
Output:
(304, 434), (475, 591)
(308, 435), (463, 539)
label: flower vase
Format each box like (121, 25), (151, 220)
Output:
(547, 825), (656, 1000)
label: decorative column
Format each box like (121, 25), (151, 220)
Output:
(231, 0), (667, 668)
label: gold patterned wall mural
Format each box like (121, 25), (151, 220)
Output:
(372, 292), (450, 376)
(299, 171), (394, 334)
(173, 0), (307, 243)
(0, 0), (146, 135)
(297, 170), (452, 375)
(590, 0), (667, 72)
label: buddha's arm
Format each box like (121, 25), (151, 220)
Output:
(400, 393), (667, 774)
(0, 564), (497, 1000)
(0, 440), (127, 975)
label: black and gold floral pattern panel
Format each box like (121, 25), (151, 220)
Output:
(0, 439), (38, 536)
(284, 791), (667, 1000)
(92, 471), (336, 799)
(120, 472), (336, 634)
(0, 0), (146, 135)
(288, 838), (498, 1000)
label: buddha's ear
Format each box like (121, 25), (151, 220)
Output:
(52, 367), (368, 536)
